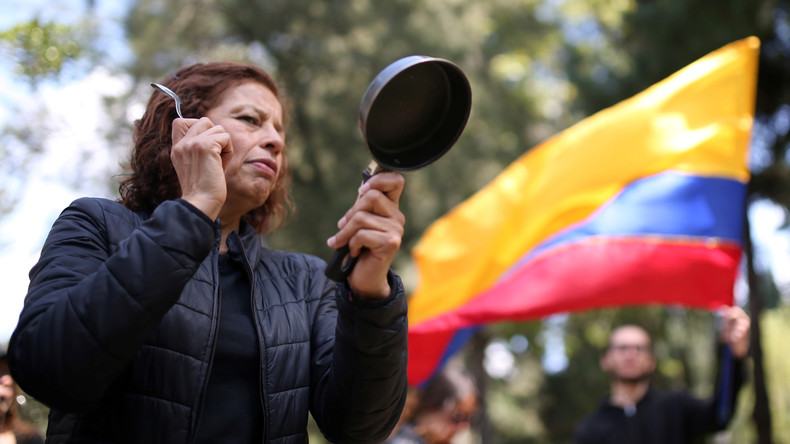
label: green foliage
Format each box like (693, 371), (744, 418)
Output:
(758, 305), (790, 443)
(0, 18), (84, 86)
(124, 0), (234, 78)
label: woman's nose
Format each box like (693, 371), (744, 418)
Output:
(258, 124), (285, 155)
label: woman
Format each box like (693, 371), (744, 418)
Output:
(8, 62), (408, 443)
(0, 350), (43, 444)
(386, 367), (478, 444)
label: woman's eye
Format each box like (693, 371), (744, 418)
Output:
(238, 115), (259, 125)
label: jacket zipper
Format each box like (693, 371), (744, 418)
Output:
(231, 232), (269, 443)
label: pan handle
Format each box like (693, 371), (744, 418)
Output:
(325, 165), (381, 282)
(325, 245), (358, 282)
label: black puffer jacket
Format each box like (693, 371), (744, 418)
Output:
(8, 197), (408, 443)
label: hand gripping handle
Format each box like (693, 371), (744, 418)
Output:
(324, 164), (381, 281)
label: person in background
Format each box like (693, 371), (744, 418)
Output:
(386, 366), (478, 444)
(8, 61), (408, 443)
(575, 306), (750, 444)
(0, 349), (43, 444)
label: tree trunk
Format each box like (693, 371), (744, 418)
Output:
(467, 330), (493, 444)
(744, 200), (773, 443)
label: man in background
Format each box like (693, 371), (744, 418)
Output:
(575, 306), (750, 444)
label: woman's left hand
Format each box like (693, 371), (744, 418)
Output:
(327, 172), (405, 299)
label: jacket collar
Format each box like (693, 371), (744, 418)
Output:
(601, 385), (655, 413)
(227, 219), (265, 266)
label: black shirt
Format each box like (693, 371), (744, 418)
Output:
(196, 251), (263, 443)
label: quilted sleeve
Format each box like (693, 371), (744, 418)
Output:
(309, 266), (408, 444)
(8, 198), (217, 411)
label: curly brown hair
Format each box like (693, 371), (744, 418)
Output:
(119, 62), (293, 234)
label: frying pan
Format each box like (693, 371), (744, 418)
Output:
(325, 55), (472, 281)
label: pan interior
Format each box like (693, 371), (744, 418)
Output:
(363, 60), (471, 170)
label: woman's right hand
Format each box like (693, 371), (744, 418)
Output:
(171, 117), (234, 220)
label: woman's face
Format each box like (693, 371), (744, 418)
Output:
(416, 395), (477, 444)
(205, 81), (285, 219)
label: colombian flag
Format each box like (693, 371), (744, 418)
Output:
(407, 37), (760, 386)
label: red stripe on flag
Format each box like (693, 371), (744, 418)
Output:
(407, 239), (741, 385)
(407, 329), (456, 386)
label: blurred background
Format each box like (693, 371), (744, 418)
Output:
(1, 0), (789, 442)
